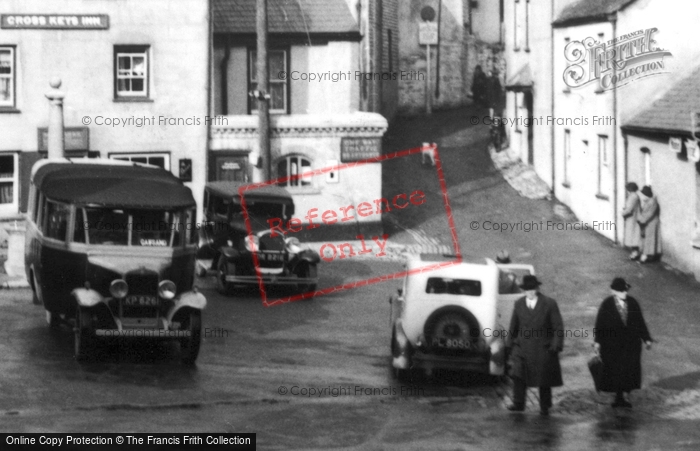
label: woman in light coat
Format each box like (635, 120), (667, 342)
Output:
(622, 182), (641, 260)
(637, 185), (661, 263)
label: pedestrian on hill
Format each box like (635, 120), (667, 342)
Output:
(637, 185), (660, 263)
(593, 278), (653, 408)
(486, 69), (505, 118)
(622, 182), (641, 260)
(471, 65), (487, 108)
(505, 275), (564, 416)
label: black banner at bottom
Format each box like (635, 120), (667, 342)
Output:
(2, 434), (255, 450)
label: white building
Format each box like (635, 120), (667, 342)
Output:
(0, 0), (209, 222)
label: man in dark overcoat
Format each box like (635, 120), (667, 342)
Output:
(505, 275), (564, 415)
(594, 277), (653, 408)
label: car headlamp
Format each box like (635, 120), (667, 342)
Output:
(285, 237), (301, 254)
(109, 279), (128, 299)
(244, 235), (259, 252)
(158, 280), (177, 300)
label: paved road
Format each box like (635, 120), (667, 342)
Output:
(2, 106), (700, 450)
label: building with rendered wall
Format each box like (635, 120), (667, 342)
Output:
(0, 0), (210, 221)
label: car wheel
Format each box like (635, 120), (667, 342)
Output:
(195, 260), (207, 278)
(74, 307), (94, 362)
(295, 263), (317, 294)
(216, 256), (234, 295)
(31, 270), (43, 306)
(180, 310), (202, 365)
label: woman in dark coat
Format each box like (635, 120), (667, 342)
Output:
(506, 275), (564, 415)
(471, 65), (487, 108)
(594, 278), (653, 408)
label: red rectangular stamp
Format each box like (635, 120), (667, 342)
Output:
(239, 144), (462, 306)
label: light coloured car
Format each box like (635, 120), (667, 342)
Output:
(389, 254), (534, 379)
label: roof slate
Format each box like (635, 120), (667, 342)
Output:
(213, 0), (359, 35)
(622, 66), (700, 135)
(553, 0), (637, 27)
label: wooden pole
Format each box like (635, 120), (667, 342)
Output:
(256, 0), (271, 180)
(426, 44), (432, 114)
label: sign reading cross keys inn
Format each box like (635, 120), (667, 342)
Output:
(1, 14), (109, 29)
(340, 138), (382, 162)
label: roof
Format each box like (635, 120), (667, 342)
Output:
(33, 160), (195, 209)
(622, 65), (700, 136)
(206, 181), (293, 203)
(553, 0), (637, 27)
(506, 64), (533, 90)
(213, 0), (359, 36)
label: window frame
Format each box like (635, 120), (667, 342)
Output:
(276, 154), (314, 190)
(248, 48), (289, 114)
(0, 152), (19, 215)
(513, 0), (521, 51)
(108, 152), (170, 171)
(114, 45), (150, 100)
(0, 45), (16, 109)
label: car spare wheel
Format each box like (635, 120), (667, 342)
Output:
(424, 307), (479, 352)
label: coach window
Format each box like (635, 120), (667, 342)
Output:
(110, 152), (170, 170)
(114, 45), (150, 100)
(277, 155), (312, 189)
(73, 207), (86, 243)
(249, 49), (288, 114)
(44, 200), (70, 241)
(0, 46), (16, 109)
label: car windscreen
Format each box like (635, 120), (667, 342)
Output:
(231, 201), (288, 220)
(425, 277), (482, 296)
(77, 207), (192, 247)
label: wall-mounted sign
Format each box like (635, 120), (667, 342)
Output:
(340, 138), (382, 162)
(669, 137), (683, 153)
(686, 139), (700, 163)
(1, 14), (109, 30)
(179, 159), (192, 182)
(37, 127), (89, 151)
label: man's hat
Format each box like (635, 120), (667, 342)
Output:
(520, 275), (542, 290)
(610, 277), (631, 292)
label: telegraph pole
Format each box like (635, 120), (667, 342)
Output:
(256, 0), (271, 180)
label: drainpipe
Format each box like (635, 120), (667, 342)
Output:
(550, 0), (555, 190)
(45, 78), (65, 159)
(611, 14), (619, 243)
(220, 36), (231, 115)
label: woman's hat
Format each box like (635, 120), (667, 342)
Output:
(641, 185), (653, 197)
(520, 275), (542, 290)
(610, 277), (631, 292)
(496, 250), (511, 264)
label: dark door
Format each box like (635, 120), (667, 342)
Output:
(525, 90), (534, 166)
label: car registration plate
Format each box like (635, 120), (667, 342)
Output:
(431, 337), (470, 350)
(124, 295), (158, 306)
(260, 252), (284, 262)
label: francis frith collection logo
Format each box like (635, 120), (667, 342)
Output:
(563, 27), (672, 91)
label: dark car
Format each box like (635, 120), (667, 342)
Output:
(197, 182), (320, 295)
(25, 159), (206, 364)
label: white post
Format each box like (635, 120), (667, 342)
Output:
(45, 77), (65, 159)
(426, 44), (432, 114)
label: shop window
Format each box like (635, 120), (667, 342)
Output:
(114, 45), (149, 99)
(0, 153), (18, 214)
(597, 135), (610, 198)
(641, 147), (651, 185)
(109, 152), (169, 170)
(277, 155), (312, 188)
(249, 49), (288, 113)
(0, 46), (15, 108)
(563, 130), (571, 187)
